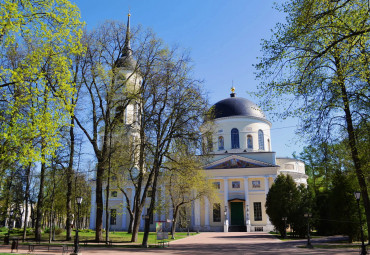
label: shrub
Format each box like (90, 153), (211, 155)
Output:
(54, 228), (63, 235)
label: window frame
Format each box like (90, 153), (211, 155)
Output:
(232, 181), (240, 189)
(231, 128), (240, 149)
(213, 181), (221, 189)
(213, 203), (221, 222)
(247, 135), (253, 149)
(218, 136), (224, 150)
(254, 202), (262, 221)
(258, 130), (265, 150)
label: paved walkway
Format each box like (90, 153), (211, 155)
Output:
(0, 232), (363, 255)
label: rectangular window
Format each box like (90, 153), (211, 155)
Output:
(111, 191), (117, 197)
(110, 209), (117, 225)
(232, 181), (240, 189)
(213, 182), (220, 189)
(254, 202), (262, 221)
(252, 180), (261, 188)
(213, 203), (221, 222)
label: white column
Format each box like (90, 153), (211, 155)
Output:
(244, 177), (250, 232)
(204, 197), (210, 228)
(89, 187), (96, 229)
(194, 198), (201, 229)
(265, 177), (270, 195)
(223, 178), (229, 232)
(265, 177), (271, 227)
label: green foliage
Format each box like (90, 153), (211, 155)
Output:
(266, 174), (312, 237)
(313, 171), (361, 242)
(0, 0), (84, 168)
(256, 0), (370, 239)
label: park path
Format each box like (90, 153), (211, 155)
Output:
(0, 232), (362, 255)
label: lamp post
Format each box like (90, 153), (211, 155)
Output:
(354, 191), (367, 255)
(304, 213), (313, 248)
(73, 197), (83, 255)
(282, 217), (287, 239)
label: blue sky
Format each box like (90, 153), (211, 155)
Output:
(72, 0), (305, 158)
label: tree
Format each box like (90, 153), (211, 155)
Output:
(0, 0), (84, 169)
(73, 20), (138, 241)
(136, 46), (208, 247)
(266, 174), (299, 237)
(164, 145), (216, 237)
(266, 174), (312, 237)
(256, 0), (370, 239)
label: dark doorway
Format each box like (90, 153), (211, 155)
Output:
(230, 202), (244, 226)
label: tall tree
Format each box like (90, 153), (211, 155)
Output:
(0, 0), (84, 169)
(74, 20), (138, 241)
(256, 0), (370, 238)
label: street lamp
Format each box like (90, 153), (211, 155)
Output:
(304, 213), (313, 249)
(282, 217), (287, 239)
(354, 191), (367, 255)
(73, 196), (83, 254)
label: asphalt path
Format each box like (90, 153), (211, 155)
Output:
(0, 232), (364, 255)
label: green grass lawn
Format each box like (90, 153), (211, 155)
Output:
(0, 229), (195, 246)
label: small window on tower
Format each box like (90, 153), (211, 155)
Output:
(247, 135), (253, 149)
(218, 136), (224, 150)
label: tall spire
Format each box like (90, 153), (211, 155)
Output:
(122, 12), (132, 57)
(116, 12), (136, 69)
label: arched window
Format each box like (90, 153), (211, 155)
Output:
(258, 130), (264, 150)
(218, 136), (224, 150)
(231, 128), (240, 149)
(247, 135), (253, 149)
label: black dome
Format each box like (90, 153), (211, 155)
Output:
(212, 95), (266, 119)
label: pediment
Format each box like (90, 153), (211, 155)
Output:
(204, 155), (276, 169)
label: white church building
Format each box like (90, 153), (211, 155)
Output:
(89, 14), (308, 233)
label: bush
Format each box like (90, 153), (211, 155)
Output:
(54, 228), (63, 235)
(0, 227), (8, 232)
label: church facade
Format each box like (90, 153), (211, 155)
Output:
(193, 91), (307, 232)
(89, 14), (308, 233)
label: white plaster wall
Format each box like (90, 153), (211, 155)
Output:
(212, 116), (272, 153)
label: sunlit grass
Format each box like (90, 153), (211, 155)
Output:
(0, 229), (196, 245)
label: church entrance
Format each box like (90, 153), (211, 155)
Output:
(230, 202), (245, 231)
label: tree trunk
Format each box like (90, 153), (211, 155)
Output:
(22, 163), (31, 242)
(127, 213), (134, 233)
(339, 80), (370, 242)
(130, 201), (144, 242)
(35, 160), (46, 241)
(171, 206), (179, 238)
(66, 117), (75, 241)
(95, 161), (104, 242)
(142, 164), (161, 247)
